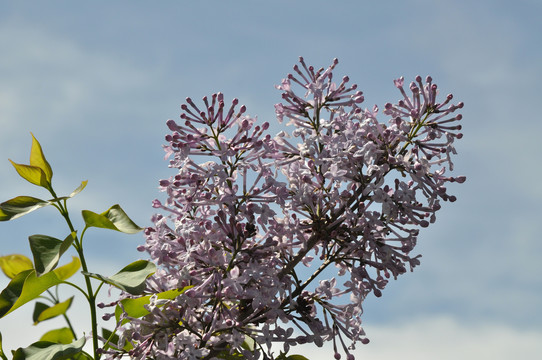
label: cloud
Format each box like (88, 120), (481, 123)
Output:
(0, 18), (161, 148)
(294, 315), (542, 360)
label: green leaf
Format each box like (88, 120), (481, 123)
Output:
(30, 133), (53, 184)
(82, 260), (155, 295)
(241, 335), (256, 352)
(29, 233), (76, 276)
(82, 204), (143, 234)
(0, 257), (80, 318)
(12, 337), (85, 360)
(0, 254), (33, 279)
(215, 350), (245, 359)
(39, 328), (74, 344)
(0, 332), (8, 360)
(0, 196), (50, 221)
(53, 256), (81, 281)
(69, 181), (87, 198)
(32, 302), (50, 323)
(8, 161), (49, 189)
(102, 328), (133, 351)
(114, 286), (193, 322)
(0, 269), (60, 318)
(33, 297), (73, 324)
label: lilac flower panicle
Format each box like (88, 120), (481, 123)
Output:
(106, 58), (465, 360)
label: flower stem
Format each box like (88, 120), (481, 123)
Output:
(50, 189), (100, 360)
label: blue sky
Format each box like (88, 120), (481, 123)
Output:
(0, 1), (541, 358)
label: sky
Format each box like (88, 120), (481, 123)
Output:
(0, 0), (541, 358)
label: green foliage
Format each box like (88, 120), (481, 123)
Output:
(82, 204), (143, 234)
(12, 337), (86, 360)
(33, 297), (73, 324)
(0, 332), (8, 360)
(0, 196), (50, 221)
(8, 161), (50, 190)
(0, 134), (158, 359)
(0, 255), (33, 279)
(82, 260), (155, 295)
(29, 233), (76, 276)
(7, 133), (53, 191)
(276, 353), (310, 360)
(29, 133), (53, 184)
(0, 257), (80, 318)
(101, 328), (133, 352)
(39, 328), (74, 344)
(114, 286), (193, 323)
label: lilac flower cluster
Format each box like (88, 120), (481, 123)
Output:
(107, 58), (465, 359)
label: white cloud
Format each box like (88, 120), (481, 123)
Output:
(295, 315), (542, 360)
(0, 18), (158, 147)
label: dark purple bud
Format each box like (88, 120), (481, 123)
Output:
(166, 119), (178, 131)
(455, 176), (467, 183)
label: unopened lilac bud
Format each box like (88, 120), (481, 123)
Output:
(455, 176), (466, 183)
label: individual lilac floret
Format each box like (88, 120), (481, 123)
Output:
(108, 58), (465, 360)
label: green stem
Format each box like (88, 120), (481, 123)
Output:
(45, 289), (78, 340)
(49, 189), (100, 360)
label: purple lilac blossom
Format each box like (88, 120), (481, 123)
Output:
(104, 58), (465, 360)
